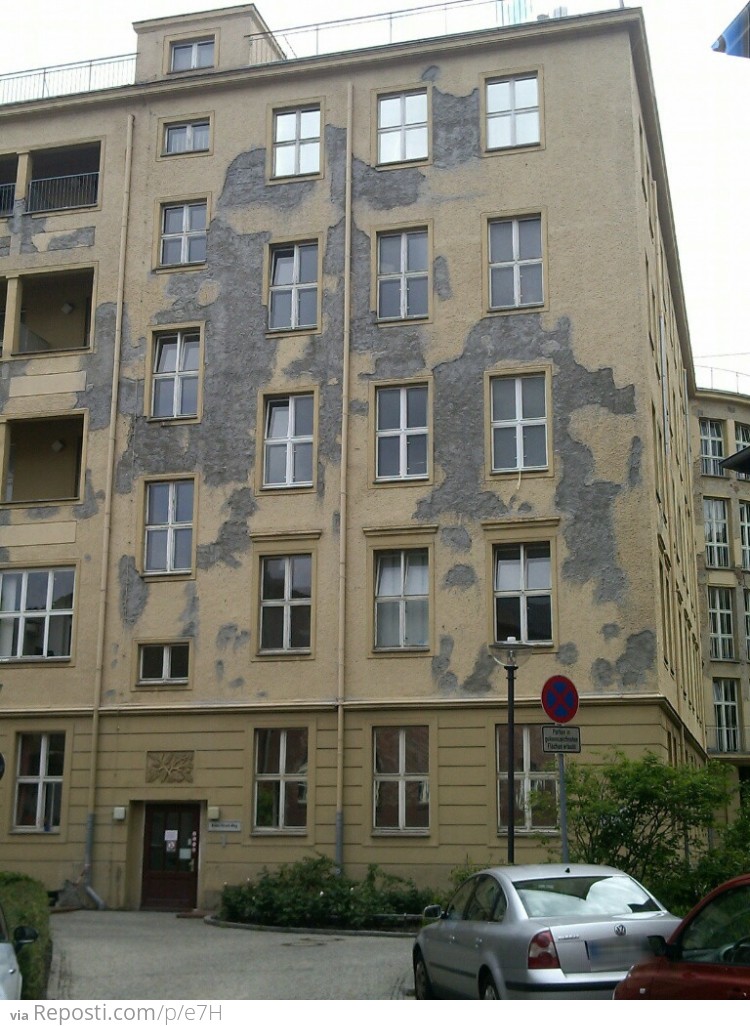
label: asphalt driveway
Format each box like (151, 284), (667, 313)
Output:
(48, 910), (414, 1000)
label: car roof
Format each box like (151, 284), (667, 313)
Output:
(480, 864), (629, 883)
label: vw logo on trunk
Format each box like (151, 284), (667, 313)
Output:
(614, 924), (627, 936)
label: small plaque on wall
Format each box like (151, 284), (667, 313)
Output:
(207, 821), (242, 832)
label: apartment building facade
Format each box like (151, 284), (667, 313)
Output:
(0, 3), (705, 909)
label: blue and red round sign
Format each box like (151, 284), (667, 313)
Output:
(541, 675), (579, 724)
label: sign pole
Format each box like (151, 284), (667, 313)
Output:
(540, 675), (579, 865)
(558, 751), (569, 862)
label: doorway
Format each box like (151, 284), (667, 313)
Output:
(141, 803), (200, 910)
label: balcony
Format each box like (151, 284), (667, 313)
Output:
(0, 154), (16, 216)
(2, 416), (84, 504)
(706, 726), (750, 755)
(1, 268), (93, 356)
(27, 143), (100, 214)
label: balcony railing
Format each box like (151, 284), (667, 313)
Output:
(27, 172), (99, 214)
(0, 182), (14, 216)
(706, 726), (750, 755)
(0, 54), (136, 106)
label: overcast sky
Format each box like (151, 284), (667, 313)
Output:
(2, 0), (748, 391)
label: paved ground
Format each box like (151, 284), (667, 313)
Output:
(48, 910), (415, 1000)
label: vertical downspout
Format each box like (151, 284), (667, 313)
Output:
(335, 83), (354, 869)
(84, 114), (135, 905)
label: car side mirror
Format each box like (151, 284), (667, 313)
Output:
(422, 904), (443, 919)
(13, 925), (38, 952)
(648, 934), (679, 960)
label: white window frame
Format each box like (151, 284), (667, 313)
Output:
(490, 374), (548, 472)
(377, 90), (428, 165)
(735, 422), (750, 481)
(151, 330), (200, 419)
(713, 678), (739, 753)
(376, 229), (429, 321)
(170, 38), (214, 72)
(0, 567), (74, 661)
(144, 479), (194, 575)
(700, 418), (725, 476)
(259, 554), (312, 653)
(268, 242), (319, 331)
(375, 385), (428, 481)
(263, 394), (314, 488)
(253, 727), (308, 833)
(163, 120), (210, 155)
(485, 73), (540, 150)
(138, 642), (190, 685)
(708, 585), (735, 660)
(741, 501), (750, 571)
(373, 725), (429, 833)
(272, 106), (321, 178)
(704, 497), (730, 569)
(494, 542), (552, 645)
(496, 725), (558, 833)
(374, 548), (429, 650)
(14, 732), (65, 832)
(488, 216), (543, 309)
(160, 201), (207, 266)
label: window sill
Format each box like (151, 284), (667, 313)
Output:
(376, 157), (431, 171)
(265, 325), (320, 338)
(372, 829), (430, 838)
(269, 171), (323, 184)
(376, 315), (430, 326)
(142, 570), (194, 580)
(373, 475), (430, 487)
(136, 681), (190, 688)
(147, 416), (201, 425)
(483, 142), (542, 157)
(260, 482), (315, 493)
(371, 646), (431, 657)
(251, 828), (307, 837)
(161, 149), (211, 158)
(154, 263), (206, 273)
(0, 657), (71, 665)
(256, 648), (313, 658)
(487, 303), (545, 316)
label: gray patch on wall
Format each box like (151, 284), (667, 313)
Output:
(197, 487), (256, 570)
(443, 564), (476, 589)
(118, 555), (148, 627)
(26, 505), (59, 519)
(432, 88), (481, 169)
(462, 646), (496, 694)
(73, 470), (103, 521)
(353, 157), (425, 209)
(628, 436), (642, 487)
(557, 642), (578, 666)
(220, 147), (315, 210)
(434, 255), (452, 300)
(441, 525), (472, 551)
(0, 237), (9, 257)
(47, 227), (96, 250)
(179, 584), (199, 638)
(216, 624), (251, 651)
(432, 634), (458, 692)
(590, 630), (655, 689)
(602, 623), (620, 640)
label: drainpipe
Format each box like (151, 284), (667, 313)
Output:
(334, 82), (354, 870)
(84, 113), (135, 907)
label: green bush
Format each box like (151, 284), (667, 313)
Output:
(220, 856), (434, 929)
(0, 872), (52, 999)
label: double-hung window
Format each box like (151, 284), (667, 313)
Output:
(263, 395), (314, 488)
(486, 74), (540, 150)
(273, 107), (321, 177)
(741, 502), (750, 571)
(377, 90), (428, 165)
(713, 679), (739, 753)
(373, 725), (429, 832)
(14, 732), (65, 831)
(491, 374), (547, 472)
(700, 419), (725, 476)
(488, 216), (543, 309)
(735, 422), (750, 480)
(160, 202), (207, 266)
(164, 120), (210, 155)
(708, 586), (735, 660)
(496, 725), (557, 832)
(494, 542), (552, 644)
(144, 480), (194, 574)
(0, 568), (74, 661)
(375, 549), (428, 650)
(254, 728), (308, 831)
(268, 242), (318, 330)
(375, 385), (428, 480)
(170, 38), (214, 72)
(377, 230), (428, 320)
(138, 643), (190, 685)
(704, 498), (730, 568)
(151, 330), (200, 419)
(260, 554), (312, 652)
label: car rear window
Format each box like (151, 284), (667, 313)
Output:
(513, 875), (661, 917)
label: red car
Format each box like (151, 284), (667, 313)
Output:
(614, 874), (750, 999)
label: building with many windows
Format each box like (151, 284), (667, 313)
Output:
(0, 2), (711, 909)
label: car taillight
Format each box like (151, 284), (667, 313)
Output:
(528, 930), (561, 970)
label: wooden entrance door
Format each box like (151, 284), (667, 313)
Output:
(141, 803), (200, 910)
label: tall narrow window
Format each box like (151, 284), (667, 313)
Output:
(151, 330), (200, 419)
(742, 502), (750, 571)
(14, 733), (65, 831)
(377, 90), (428, 165)
(496, 725), (557, 832)
(375, 549), (429, 649)
(486, 74), (540, 150)
(713, 679), (739, 753)
(375, 385), (428, 480)
(160, 202), (207, 266)
(373, 725), (429, 831)
(703, 498), (730, 568)
(494, 542), (552, 644)
(735, 422), (750, 481)
(700, 419), (725, 476)
(254, 728), (308, 831)
(260, 554), (312, 652)
(491, 375), (547, 472)
(263, 395), (314, 488)
(144, 480), (194, 574)
(708, 586), (734, 660)
(170, 38), (214, 72)
(273, 107), (321, 177)
(377, 230), (428, 320)
(488, 216), (543, 309)
(0, 568), (74, 661)
(268, 243), (318, 330)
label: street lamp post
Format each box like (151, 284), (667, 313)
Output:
(489, 636), (530, 865)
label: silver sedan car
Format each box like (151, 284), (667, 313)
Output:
(413, 863), (680, 1000)
(0, 900), (37, 1000)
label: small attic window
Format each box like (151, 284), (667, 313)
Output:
(170, 38), (215, 72)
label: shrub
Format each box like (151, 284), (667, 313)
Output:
(0, 872), (52, 999)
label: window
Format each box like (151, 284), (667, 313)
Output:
(488, 216), (543, 309)
(144, 480), (194, 574)
(494, 542), (552, 644)
(708, 586), (734, 660)
(373, 725), (429, 831)
(263, 395), (314, 488)
(377, 230), (428, 320)
(736, 422), (750, 480)
(14, 733), (64, 831)
(151, 330), (200, 419)
(700, 418), (725, 476)
(273, 107), (321, 177)
(491, 374), (547, 472)
(375, 549), (428, 649)
(254, 728), (308, 831)
(0, 568), (74, 661)
(496, 725), (557, 832)
(375, 385), (428, 480)
(259, 554), (312, 652)
(268, 242), (318, 330)
(160, 201), (207, 266)
(713, 679), (739, 753)
(486, 74), (540, 150)
(170, 38), (214, 72)
(163, 120), (210, 155)
(745, 591), (750, 661)
(377, 90), (428, 165)
(704, 498), (730, 568)
(742, 502), (750, 571)
(138, 643), (190, 685)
